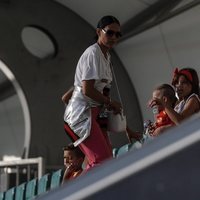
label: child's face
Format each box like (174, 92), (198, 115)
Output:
(63, 150), (83, 169)
(63, 150), (76, 167)
(175, 75), (192, 99)
(152, 90), (164, 110)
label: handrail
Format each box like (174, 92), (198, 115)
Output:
(0, 157), (44, 178)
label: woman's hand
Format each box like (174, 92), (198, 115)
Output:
(108, 99), (122, 114)
(82, 80), (123, 114)
(126, 127), (143, 142)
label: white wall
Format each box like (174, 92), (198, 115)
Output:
(115, 5), (200, 122)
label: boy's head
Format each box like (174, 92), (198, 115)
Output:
(63, 145), (84, 169)
(152, 84), (177, 110)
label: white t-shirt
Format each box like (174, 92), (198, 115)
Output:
(74, 43), (112, 93)
(174, 93), (200, 113)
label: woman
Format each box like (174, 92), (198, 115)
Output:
(63, 16), (122, 169)
(150, 68), (200, 125)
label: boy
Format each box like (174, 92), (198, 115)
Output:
(127, 84), (177, 140)
(148, 83), (177, 136)
(62, 144), (85, 183)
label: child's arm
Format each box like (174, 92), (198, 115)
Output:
(62, 86), (74, 104)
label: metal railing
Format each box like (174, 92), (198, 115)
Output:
(0, 157), (44, 191)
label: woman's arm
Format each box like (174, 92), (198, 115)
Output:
(82, 80), (122, 113)
(126, 126), (143, 142)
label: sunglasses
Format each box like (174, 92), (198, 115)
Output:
(102, 28), (122, 38)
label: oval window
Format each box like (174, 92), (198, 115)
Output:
(21, 26), (57, 58)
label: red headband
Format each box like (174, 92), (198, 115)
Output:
(173, 68), (193, 82)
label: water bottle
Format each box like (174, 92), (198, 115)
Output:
(141, 120), (151, 143)
(143, 120), (151, 132)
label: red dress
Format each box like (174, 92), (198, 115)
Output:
(148, 110), (174, 136)
(155, 110), (174, 128)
